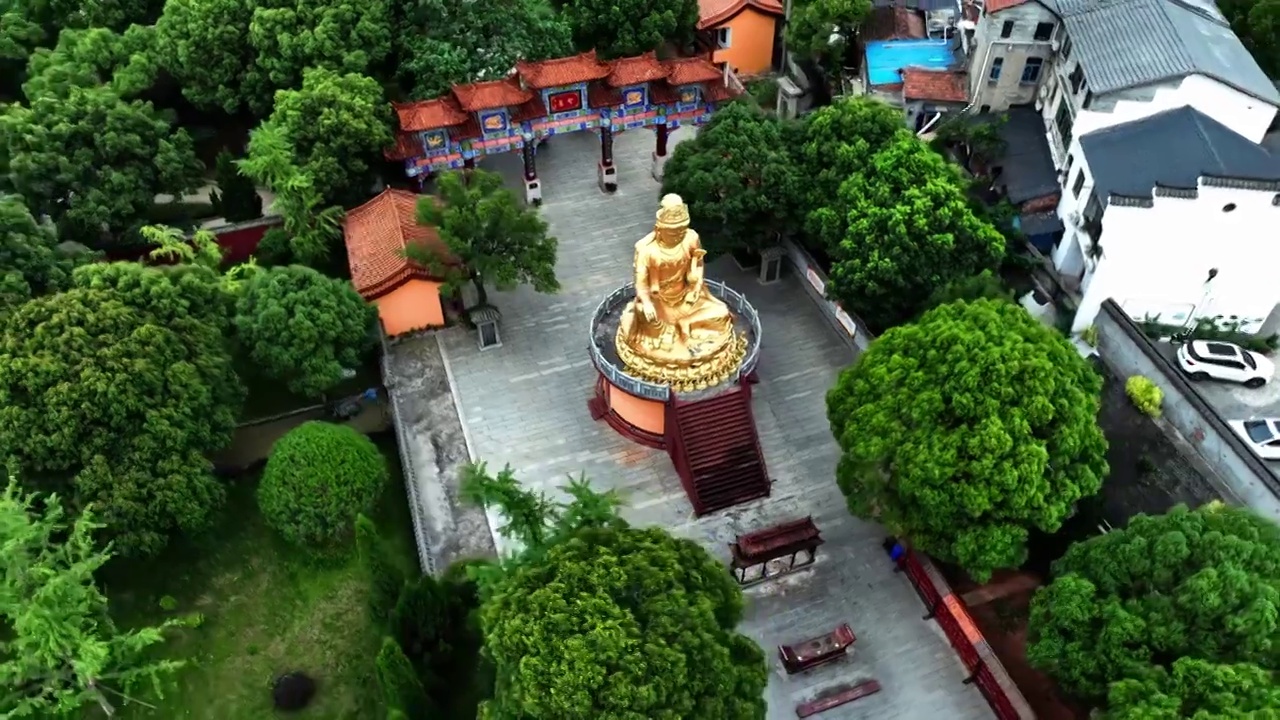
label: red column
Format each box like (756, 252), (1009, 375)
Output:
(600, 126), (614, 167)
(655, 123), (670, 158)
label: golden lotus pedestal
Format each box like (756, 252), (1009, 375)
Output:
(614, 331), (748, 394)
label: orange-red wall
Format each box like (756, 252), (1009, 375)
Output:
(607, 384), (666, 435)
(711, 8), (778, 77)
(375, 279), (445, 336)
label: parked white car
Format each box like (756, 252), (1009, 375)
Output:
(1176, 340), (1274, 388)
(1229, 418), (1280, 460)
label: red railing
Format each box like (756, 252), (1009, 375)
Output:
(898, 550), (1035, 720)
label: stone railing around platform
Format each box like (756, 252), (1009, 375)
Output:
(587, 280), (764, 400)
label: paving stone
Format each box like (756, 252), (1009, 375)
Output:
(437, 129), (991, 719)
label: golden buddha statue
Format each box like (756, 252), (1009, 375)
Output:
(615, 194), (746, 392)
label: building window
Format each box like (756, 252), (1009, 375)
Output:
(980, 104), (991, 113)
(1060, 36), (1072, 60)
(1055, 101), (1073, 149)
(1021, 57), (1044, 84)
(1072, 169), (1086, 198)
(1001, 20), (1014, 38)
(716, 27), (732, 48)
(990, 57), (1003, 82)
(1034, 22), (1054, 41)
(1069, 64), (1085, 94)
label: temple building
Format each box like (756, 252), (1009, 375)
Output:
(343, 188), (457, 336)
(387, 51), (740, 203)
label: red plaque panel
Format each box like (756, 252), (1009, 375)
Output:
(548, 90), (582, 113)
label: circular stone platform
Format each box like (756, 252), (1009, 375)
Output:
(589, 280), (762, 402)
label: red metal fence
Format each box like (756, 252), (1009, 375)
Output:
(898, 550), (1036, 720)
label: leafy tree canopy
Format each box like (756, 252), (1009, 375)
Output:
(248, 68), (392, 206)
(22, 25), (157, 100)
(234, 265), (376, 397)
(0, 194), (85, 314)
(153, 0), (257, 113)
(395, 0), (573, 100)
(561, 0), (697, 58)
(823, 134), (1005, 329)
(1027, 504), (1280, 706)
(0, 285), (241, 555)
(785, 0), (871, 71)
(827, 299), (1109, 580)
(413, 169), (559, 309)
(209, 150), (264, 223)
(1220, 0), (1280, 78)
(1, 83), (203, 247)
(660, 101), (802, 257)
(1105, 657), (1280, 719)
(0, 477), (194, 718)
(463, 465), (767, 720)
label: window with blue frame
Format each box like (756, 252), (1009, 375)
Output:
(989, 57), (1003, 82)
(1021, 57), (1043, 84)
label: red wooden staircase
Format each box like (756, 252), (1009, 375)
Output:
(666, 381), (771, 515)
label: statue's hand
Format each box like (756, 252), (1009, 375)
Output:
(640, 299), (657, 323)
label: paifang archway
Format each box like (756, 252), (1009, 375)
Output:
(387, 51), (743, 204)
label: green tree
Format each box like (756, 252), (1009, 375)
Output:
(210, 151), (264, 222)
(245, 0), (392, 115)
(233, 265), (376, 397)
(1027, 504), (1280, 705)
(827, 299), (1108, 580)
(823, 134), (1005, 329)
(920, 270), (1013, 316)
(356, 514), (407, 623)
(21, 25), (157, 100)
(1105, 657), (1280, 719)
(464, 465), (767, 720)
(153, 0), (257, 113)
(395, 0), (573, 99)
(0, 477), (194, 718)
(375, 636), (436, 718)
(246, 68), (392, 206)
(238, 127), (345, 268)
(2, 84), (203, 247)
(391, 574), (454, 687)
(560, 0), (697, 58)
(785, 0), (871, 72)
(794, 97), (905, 241)
(1220, 0), (1280, 78)
(0, 285), (239, 555)
(660, 101), (802, 257)
(257, 421), (389, 549)
(412, 169), (559, 310)
(0, 194), (85, 314)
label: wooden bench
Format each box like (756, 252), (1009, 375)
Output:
(778, 623), (855, 675)
(730, 516), (824, 585)
(795, 680), (883, 718)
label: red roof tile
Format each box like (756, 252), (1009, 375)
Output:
(664, 57), (723, 86)
(343, 189), (455, 299)
(517, 51), (612, 89)
(698, 0), (783, 29)
(862, 7), (927, 41)
(451, 78), (532, 112)
(702, 82), (739, 103)
(984, 0), (1030, 11)
(510, 95), (549, 123)
(385, 133), (422, 161)
(394, 98), (468, 131)
(902, 68), (969, 103)
(649, 82), (681, 105)
(607, 52), (670, 87)
(587, 81), (624, 109)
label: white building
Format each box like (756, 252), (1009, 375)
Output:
(1052, 106), (1280, 333)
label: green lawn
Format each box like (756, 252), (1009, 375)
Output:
(98, 441), (416, 719)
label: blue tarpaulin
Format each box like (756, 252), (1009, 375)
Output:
(865, 39), (957, 86)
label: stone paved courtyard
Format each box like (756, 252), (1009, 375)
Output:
(434, 129), (991, 719)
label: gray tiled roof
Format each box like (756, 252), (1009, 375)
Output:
(1079, 105), (1280, 201)
(1044, 0), (1279, 104)
(992, 108), (1060, 204)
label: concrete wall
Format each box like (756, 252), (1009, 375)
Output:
(1094, 300), (1280, 521)
(781, 238), (871, 354)
(969, 4), (1058, 111)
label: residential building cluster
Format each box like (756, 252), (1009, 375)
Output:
(839, 0), (1280, 337)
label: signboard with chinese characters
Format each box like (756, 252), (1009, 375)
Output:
(622, 86), (647, 107)
(547, 89), (583, 114)
(804, 266), (825, 295)
(834, 305), (858, 338)
(479, 110), (508, 134)
(421, 129), (449, 155)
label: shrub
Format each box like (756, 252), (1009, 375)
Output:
(375, 636), (436, 718)
(356, 514), (406, 624)
(1080, 324), (1099, 347)
(1125, 376), (1163, 418)
(257, 421), (388, 549)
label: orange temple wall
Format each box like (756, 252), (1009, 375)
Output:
(607, 384), (666, 435)
(375, 279), (445, 336)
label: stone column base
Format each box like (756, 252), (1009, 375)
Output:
(598, 162), (618, 193)
(651, 152), (669, 181)
(524, 178), (542, 206)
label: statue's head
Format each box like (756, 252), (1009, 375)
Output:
(654, 194), (689, 246)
